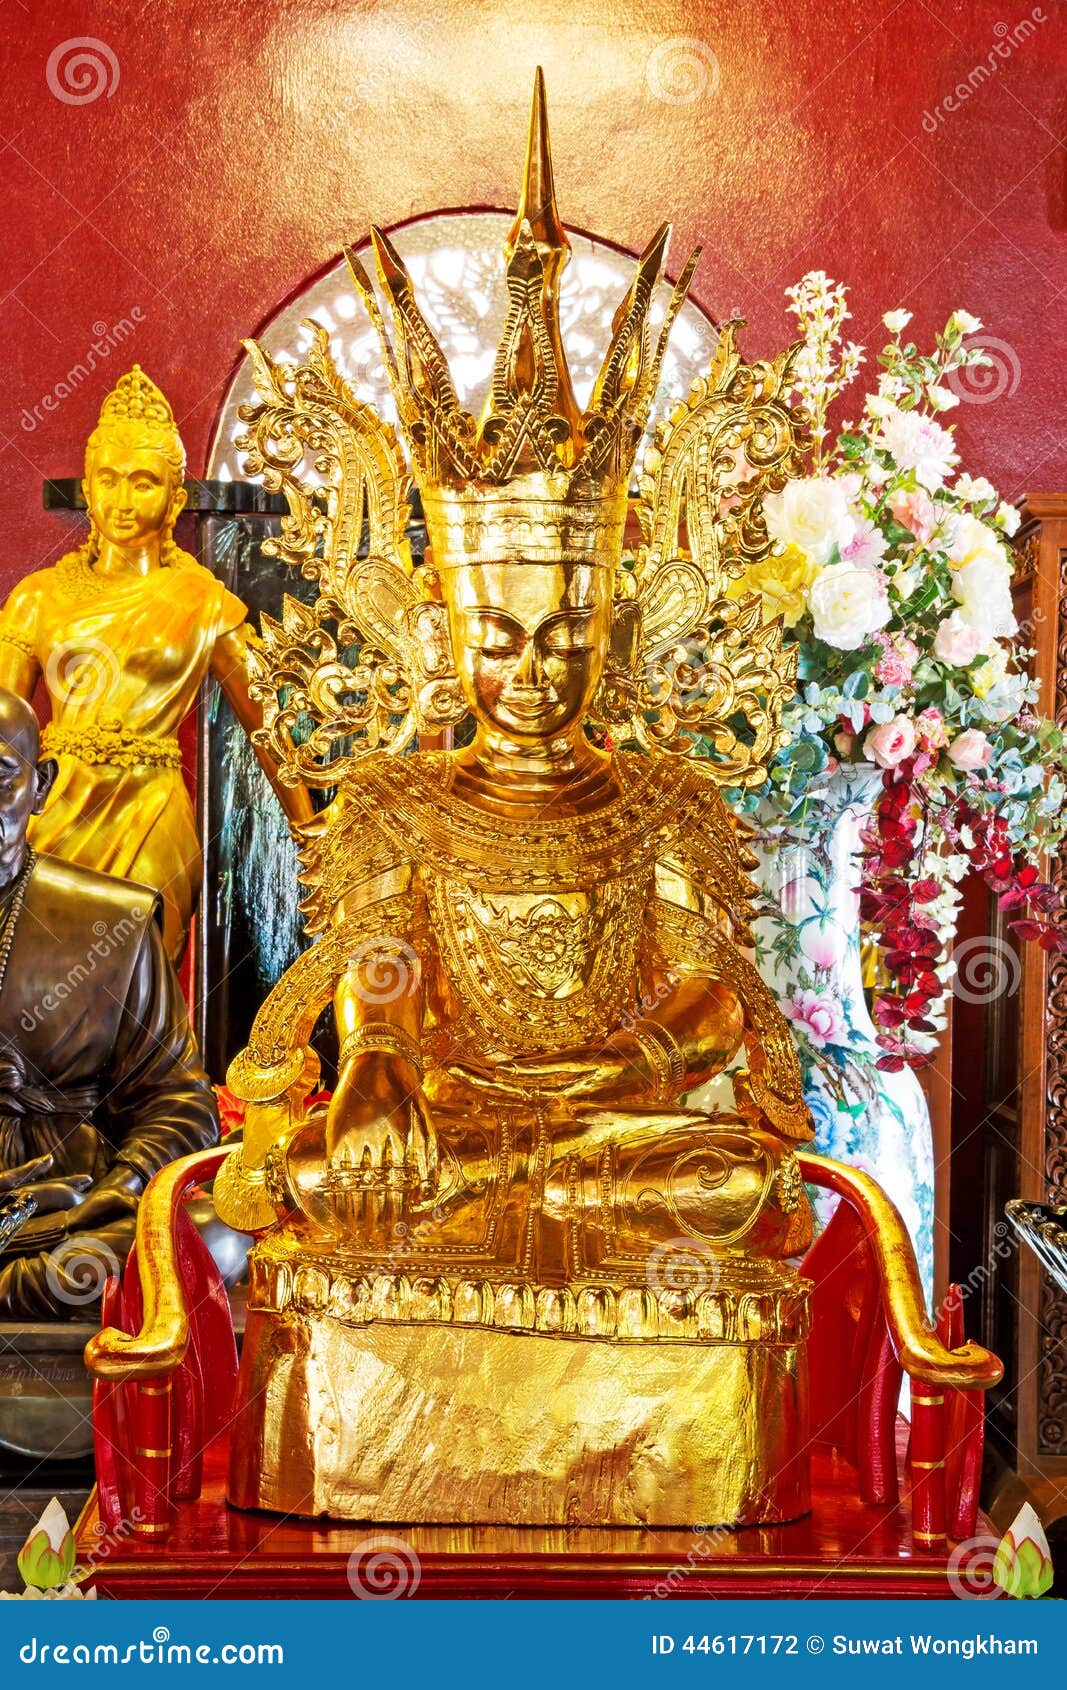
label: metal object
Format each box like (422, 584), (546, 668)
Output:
(0, 1193), (37, 1254)
(1007, 1197), (1067, 1296)
(0, 1322), (95, 1461)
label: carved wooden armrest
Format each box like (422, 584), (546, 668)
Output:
(799, 1151), (1002, 1392)
(84, 1146), (234, 1383)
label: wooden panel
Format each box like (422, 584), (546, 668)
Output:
(1010, 497), (1067, 1485)
(75, 1421), (987, 1600)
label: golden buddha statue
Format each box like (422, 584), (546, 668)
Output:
(214, 71), (816, 1528)
(0, 367), (311, 961)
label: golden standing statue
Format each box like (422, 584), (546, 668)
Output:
(205, 72), (814, 1527)
(0, 368), (311, 961)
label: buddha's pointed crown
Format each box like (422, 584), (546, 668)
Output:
(346, 68), (700, 568)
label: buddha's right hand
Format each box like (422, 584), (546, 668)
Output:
(285, 1051), (437, 1233)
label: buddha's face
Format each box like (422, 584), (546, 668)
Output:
(442, 563), (612, 743)
(84, 442), (183, 549)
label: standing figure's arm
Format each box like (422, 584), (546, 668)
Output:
(210, 621), (315, 829)
(0, 577), (43, 700)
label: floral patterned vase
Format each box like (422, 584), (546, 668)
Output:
(750, 764), (935, 1308)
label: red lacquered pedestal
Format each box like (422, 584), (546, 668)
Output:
(74, 1419), (986, 1600)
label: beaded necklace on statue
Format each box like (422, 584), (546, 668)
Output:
(55, 537), (185, 602)
(55, 543), (111, 600)
(0, 848), (35, 998)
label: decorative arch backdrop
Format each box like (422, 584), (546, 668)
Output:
(2, 0), (1066, 597)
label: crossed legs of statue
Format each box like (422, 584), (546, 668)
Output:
(295, 1093), (811, 1275)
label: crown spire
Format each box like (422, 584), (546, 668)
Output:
(506, 66), (569, 265)
(483, 67), (582, 457)
(342, 71), (700, 569)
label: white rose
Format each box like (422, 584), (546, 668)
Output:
(955, 474), (997, 505)
(933, 610), (983, 666)
(763, 477), (855, 566)
(883, 309), (912, 334)
(926, 386), (960, 412)
(947, 512), (1011, 569)
(949, 309), (983, 335)
(809, 563), (892, 650)
(995, 500), (1021, 536)
(951, 556), (1017, 639)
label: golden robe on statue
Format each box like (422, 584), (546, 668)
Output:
(0, 365), (312, 962)
(0, 556), (245, 960)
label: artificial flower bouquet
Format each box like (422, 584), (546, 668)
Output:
(730, 272), (1066, 1068)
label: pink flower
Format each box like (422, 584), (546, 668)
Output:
(889, 488), (937, 543)
(947, 728), (992, 770)
(933, 610), (982, 667)
(800, 923), (840, 970)
(874, 652), (913, 687)
(783, 989), (846, 1049)
(916, 706), (949, 750)
(873, 635), (918, 689)
(841, 514), (890, 570)
(864, 714), (917, 769)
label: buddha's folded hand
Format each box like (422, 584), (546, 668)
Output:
(438, 1028), (680, 1107)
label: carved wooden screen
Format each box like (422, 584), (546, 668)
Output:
(1010, 495), (1067, 1492)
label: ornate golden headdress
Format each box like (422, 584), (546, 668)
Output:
(238, 71), (810, 788)
(343, 72), (696, 574)
(86, 365), (186, 478)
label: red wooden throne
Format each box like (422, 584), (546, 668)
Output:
(75, 1146), (1002, 1598)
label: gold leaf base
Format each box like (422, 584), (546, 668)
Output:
(227, 1306), (811, 1528)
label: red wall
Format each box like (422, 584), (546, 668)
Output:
(2, 0), (1065, 591)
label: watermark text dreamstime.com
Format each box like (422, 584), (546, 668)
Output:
(20, 310), (145, 433)
(18, 1629), (284, 1666)
(921, 10), (1047, 133)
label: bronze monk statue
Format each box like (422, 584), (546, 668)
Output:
(204, 75), (818, 1529)
(0, 688), (219, 1318)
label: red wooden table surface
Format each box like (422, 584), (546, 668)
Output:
(75, 1419), (985, 1599)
